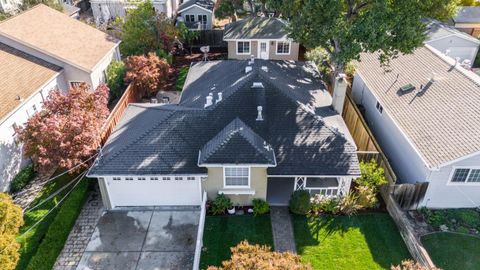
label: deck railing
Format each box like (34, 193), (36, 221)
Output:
(192, 191), (207, 270)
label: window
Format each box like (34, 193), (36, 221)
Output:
(138, 177), (146, 180)
(162, 176), (171, 180)
(187, 176), (195, 180)
(198, 15), (207, 23)
(451, 168), (480, 183)
(113, 177), (121, 181)
(175, 176), (183, 181)
(70, 81), (84, 88)
(375, 101), (383, 114)
(224, 167), (249, 188)
(125, 177), (134, 180)
(276, 41), (290, 54)
(185, 14), (195, 22)
(32, 104), (37, 113)
(150, 177), (159, 180)
(237, 41), (250, 55)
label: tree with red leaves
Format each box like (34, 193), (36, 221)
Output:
(16, 83), (109, 173)
(125, 52), (170, 97)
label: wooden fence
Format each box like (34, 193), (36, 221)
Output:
(190, 30), (226, 48)
(99, 84), (142, 146)
(392, 182), (429, 210)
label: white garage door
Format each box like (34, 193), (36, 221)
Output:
(105, 176), (202, 207)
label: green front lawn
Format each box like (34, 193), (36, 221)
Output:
(292, 213), (411, 270)
(200, 215), (274, 269)
(422, 232), (480, 270)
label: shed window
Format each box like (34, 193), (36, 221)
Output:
(224, 167), (249, 187)
(185, 14), (195, 22)
(276, 41), (290, 54)
(113, 177), (121, 181)
(451, 168), (480, 183)
(237, 41), (250, 54)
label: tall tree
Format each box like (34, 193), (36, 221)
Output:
(0, 193), (23, 270)
(17, 84), (110, 173)
(125, 52), (170, 96)
(282, 0), (459, 77)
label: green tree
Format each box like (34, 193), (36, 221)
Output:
(177, 22), (199, 54)
(117, 1), (158, 56)
(22, 0), (63, 11)
(0, 193), (24, 270)
(106, 60), (126, 101)
(459, 0), (480, 6)
(355, 160), (388, 192)
(282, 0), (459, 78)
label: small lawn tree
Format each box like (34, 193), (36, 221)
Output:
(17, 84), (109, 173)
(208, 241), (312, 270)
(0, 193), (24, 270)
(125, 52), (170, 96)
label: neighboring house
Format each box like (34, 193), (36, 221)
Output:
(352, 44), (480, 209)
(62, 3), (81, 19)
(88, 60), (360, 209)
(424, 18), (480, 65)
(0, 0), (21, 13)
(0, 4), (120, 191)
(223, 17), (299, 60)
(0, 4), (120, 89)
(91, 0), (180, 26)
(176, 0), (214, 30)
(0, 43), (66, 192)
(451, 6), (480, 37)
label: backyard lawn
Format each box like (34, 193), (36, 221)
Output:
(292, 213), (411, 270)
(422, 232), (480, 270)
(200, 215), (274, 269)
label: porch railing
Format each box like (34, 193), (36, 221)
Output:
(306, 187), (339, 197)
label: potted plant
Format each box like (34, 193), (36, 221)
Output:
(227, 203), (235, 215)
(211, 193), (233, 215)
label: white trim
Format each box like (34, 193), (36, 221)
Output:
(178, 4), (212, 14)
(224, 38), (290, 42)
(438, 150), (480, 168)
(90, 43), (121, 74)
(87, 173), (208, 178)
(223, 166), (250, 189)
(268, 174), (360, 178)
(218, 189), (255, 195)
(236, 40), (251, 55)
(199, 163), (275, 167)
(446, 166), (480, 186)
(275, 40), (291, 55)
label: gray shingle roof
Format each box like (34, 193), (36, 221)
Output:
(424, 18), (480, 44)
(453, 6), (480, 23)
(178, 0), (214, 12)
(89, 60), (359, 176)
(199, 118), (276, 165)
(223, 17), (289, 40)
(356, 45), (480, 168)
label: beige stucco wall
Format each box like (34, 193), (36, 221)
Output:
(228, 40), (299, 60)
(202, 167), (268, 205)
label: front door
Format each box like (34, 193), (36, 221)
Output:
(258, 41), (269, 59)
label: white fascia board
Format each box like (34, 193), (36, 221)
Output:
(87, 173), (209, 178)
(178, 4), (212, 14)
(267, 174), (361, 178)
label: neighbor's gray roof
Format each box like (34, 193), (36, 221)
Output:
(199, 118), (276, 165)
(89, 60), (360, 176)
(178, 0), (214, 12)
(424, 18), (480, 44)
(356, 45), (480, 168)
(223, 17), (289, 40)
(453, 6), (480, 23)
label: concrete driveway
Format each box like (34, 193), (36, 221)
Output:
(76, 207), (200, 270)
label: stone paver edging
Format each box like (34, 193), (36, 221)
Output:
(270, 206), (297, 253)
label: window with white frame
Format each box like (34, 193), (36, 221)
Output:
(451, 168), (480, 183)
(375, 101), (383, 114)
(198, 15), (207, 23)
(185, 14), (195, 22)
(276, 41), (290, 54)
(224, 167), (249, 187)
(237, 41), (250, 55)
(187, 176), (195, 180)
(113, 177), (121, 181)
(70, 81), (84, 88)
(162, 176), (171, 180)
(125, 177), (134, 180)
(150, 177), (159, 180)
(175, 176), (183, 180)
(138, 177), (146, 180)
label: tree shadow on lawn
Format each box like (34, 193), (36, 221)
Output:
(293, 213), (411, 269)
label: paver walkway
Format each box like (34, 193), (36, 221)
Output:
(54, 186), (104, 270)
(270, 206), (297, 253)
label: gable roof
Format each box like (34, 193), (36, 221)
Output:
(424, 18), (480, 44)
(223, 17), (289, 40)
(178, 0), (214, 13)
(89, 60), (359, 177)
(453, 6), (480, 24)
(0, 4), (119, 72)
(0, 42), (62, 123)
(355, 45), (480, 168)
(199, 118), (276, 166)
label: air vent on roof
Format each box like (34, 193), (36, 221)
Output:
(245, 66), (252, 73)
(252, 82), (264, 88)
(205, 93), (213, 108)
(256, 106), (263, 121)
(399, 83), (415, 93)
(216, 92), (223, 103)
(248, 55), (255, 65)
(150, 98), (158, 104)
(261, 66), (268, 72)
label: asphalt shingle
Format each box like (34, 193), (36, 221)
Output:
(223, 17), (289, 40)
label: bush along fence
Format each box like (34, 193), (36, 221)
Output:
(337, 84), (437, 269)
(193, 191), (207, 270)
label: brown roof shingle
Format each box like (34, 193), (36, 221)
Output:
(0, 4), (119, 72)
(0, 42), (61, 122)
(356, 46), (480, 168)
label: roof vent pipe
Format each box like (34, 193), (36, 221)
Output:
(261, 66), (268, 72)
(248, 55), (255, 65)
(256, 106), (263, 121)
(216, 92), (223, 103)
(245, 66), (252, 73)
(252, 82), (264, 88)
(205, 95), (213, 108)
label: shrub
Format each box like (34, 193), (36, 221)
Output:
(355, 160), (388, 192)
(356, 186), (379, 209)
(391, 260), (441, 270)
(289, 190), (311, 215)
(0, 193), (24, 270)
(454, 209), (480, 228)
(337, 193), (360, 216)
(305, 47), (331, 80)
(156, 49), (173, 65)
(252, 199), (269, 216)
(10, 165), (36, 193)
(175, 66), (189, 91)
(211, 193), (233, 215)
(106, 60), (126, 101)
(207, 241), (312, 270)
(310, 195), (340, 215)
(124, 53), (170, 97)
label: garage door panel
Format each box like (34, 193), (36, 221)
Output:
(107, 178), (201, 207)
